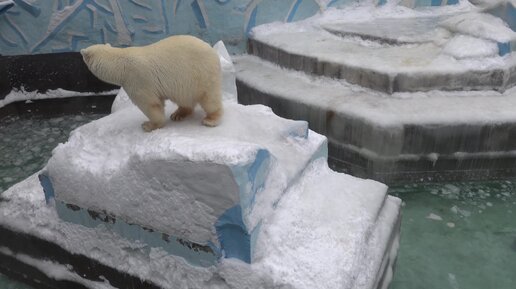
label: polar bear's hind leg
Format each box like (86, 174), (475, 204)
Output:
(140, 98), (166, 132)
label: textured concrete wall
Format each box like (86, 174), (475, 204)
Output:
(0, 0), (463, 56)
(0, 0), (359, 55)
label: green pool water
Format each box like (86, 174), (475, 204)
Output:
(390, 181), (516, 289)
(1, 114), (515, 289)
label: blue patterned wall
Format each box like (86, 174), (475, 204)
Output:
(0, 0), (358, 55)
(0, 0), (459, 56)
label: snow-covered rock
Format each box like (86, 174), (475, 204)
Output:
(42, 98), (327, 266)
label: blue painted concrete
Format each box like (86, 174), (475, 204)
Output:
(54, 200), (221, 267)
(498, 42), (512, 57)
(215, 205), (251, 262)
(38, 173), (55, 204)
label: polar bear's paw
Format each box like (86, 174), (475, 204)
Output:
(202, 109), (223, 127)
(170, 107), (193, 121)
(142, 121), (164, 132)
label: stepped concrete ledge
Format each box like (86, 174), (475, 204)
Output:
(249, 12), (516, 93)
(321, 15), (452, 45)
(235, 55), (516, 183)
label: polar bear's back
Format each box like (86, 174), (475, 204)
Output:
(125, 35), (221, 107)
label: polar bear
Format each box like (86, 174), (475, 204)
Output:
(81, 35), (223, 131)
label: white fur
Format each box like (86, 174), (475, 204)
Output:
(81, 35), (223, 131)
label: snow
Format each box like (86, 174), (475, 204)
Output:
(251, 0), (476, 37)
(251, 159), (396, 289)
(0, 87), (119, 109)
(442, 34), (498, 59)
(439, 12), (516, 42)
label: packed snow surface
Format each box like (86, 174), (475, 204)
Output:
(45, 99), (326, 244)
(0, 88), (118, 109)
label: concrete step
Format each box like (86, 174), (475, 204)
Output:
(235, 55), (516, 183)
(248, 13), (516, 93)
(322, 13), (516, 55)
(321, 16), (450, 45)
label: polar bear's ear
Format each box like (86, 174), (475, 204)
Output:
(80, 49), (87, 56)
(106, 43), (112, 47)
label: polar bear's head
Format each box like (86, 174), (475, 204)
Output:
(80, 43), (123, 86)
(80, 43), (111, 67)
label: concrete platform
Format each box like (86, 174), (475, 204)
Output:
(235, 55), (516, 183)
(249, 13), (516, 93)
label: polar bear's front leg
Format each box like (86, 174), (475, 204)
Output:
(138, 98), (166, 132)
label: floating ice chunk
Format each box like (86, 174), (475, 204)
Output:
(214, 41), (238, 103)
(440, 12), (516, 43)
(448, 273), (460, 289)
(451, 205), (471, 217)
(426, 213), (443, 221)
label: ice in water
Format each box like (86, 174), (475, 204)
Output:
(0, 114), (105, 192)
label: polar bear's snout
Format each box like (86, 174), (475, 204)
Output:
(80, 49), (91, 64)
